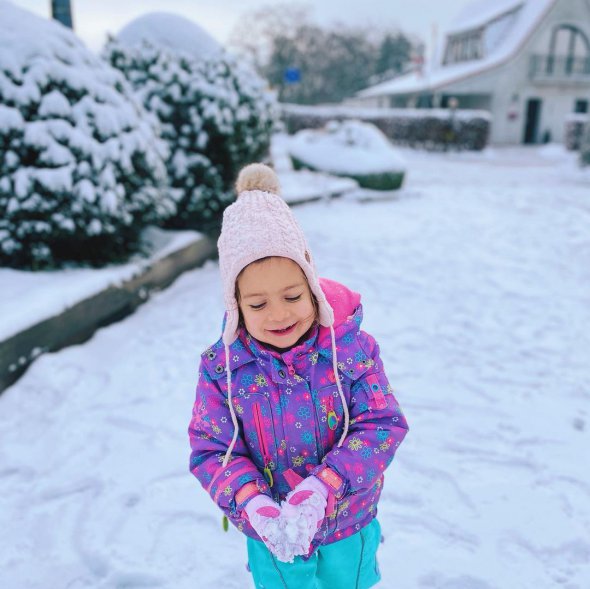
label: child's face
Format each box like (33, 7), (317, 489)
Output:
(237, 257), (316, 349)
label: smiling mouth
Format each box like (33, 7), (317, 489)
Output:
(268, 322), (297, 336)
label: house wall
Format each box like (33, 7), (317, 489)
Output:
(453, 95), (493, 110)
(520, 0), (590, 143)
(356, 0), (590, 144)
(439, 0), (590, 144)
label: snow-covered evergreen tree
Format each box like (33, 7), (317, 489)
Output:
(0, 3), (176, 270)
(103, 13), (277, 230)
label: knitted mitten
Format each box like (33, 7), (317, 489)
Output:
(243, 495), (283, 550)
(244, 494), (295, 562)
(280, 475), (329, 557)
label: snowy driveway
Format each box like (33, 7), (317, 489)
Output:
(1, 147), (589, 588)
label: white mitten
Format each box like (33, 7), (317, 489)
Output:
(280, 475), (329, 557)
(243, 494), (302, 563)
(244, 495), (282, 550)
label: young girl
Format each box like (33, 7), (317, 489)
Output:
(188, 163), (409, 589)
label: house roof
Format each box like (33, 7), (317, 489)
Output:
(447, 0), (526, 35)
(358, 0), (556, 98)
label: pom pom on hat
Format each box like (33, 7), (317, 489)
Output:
(235, 163), (281, 196)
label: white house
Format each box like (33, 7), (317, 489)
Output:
(353, 0), (590, 144)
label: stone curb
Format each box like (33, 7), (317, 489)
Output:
(0, 234), (216, 394)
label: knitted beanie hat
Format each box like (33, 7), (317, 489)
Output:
(217, 163), (334, 346)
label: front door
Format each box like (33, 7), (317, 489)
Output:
(523, 98), (542, 144)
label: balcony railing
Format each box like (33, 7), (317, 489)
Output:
(530, 54), (590, 80)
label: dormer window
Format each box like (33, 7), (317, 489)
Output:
(443, 30), (483, 64)
(443, 4), (522, 66)
(443, 29), (483, 65)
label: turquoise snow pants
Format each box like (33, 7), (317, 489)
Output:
(246, 518), (382, 589)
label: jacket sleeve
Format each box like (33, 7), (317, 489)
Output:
(188, 358), (271, 518)
(312, 330), (409, 498)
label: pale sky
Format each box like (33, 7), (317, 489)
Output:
(10, 0), (473, 53)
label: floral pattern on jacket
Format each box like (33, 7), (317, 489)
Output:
(188, 278), (409, 557)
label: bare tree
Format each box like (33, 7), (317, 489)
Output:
(229, 3), (418, 104)
(228, 3), (311, 71)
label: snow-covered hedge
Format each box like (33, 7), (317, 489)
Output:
(580, 122), (590, 167)
(0, 3), (175, 270)
(289, 120), (406, 190)
(564, 114), (589, 151)
(282, 104), (490, 151)
(104, 16), (276, 230)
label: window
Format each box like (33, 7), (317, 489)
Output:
(443, 30), (483, 65)
(548, 25), (590, 74)
(444, 6), (521, 66)
(575, 99), (588, 113)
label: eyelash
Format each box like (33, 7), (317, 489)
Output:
(249, 295), (302, 310)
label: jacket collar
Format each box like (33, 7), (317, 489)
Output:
(206, 301), (366, 381)
(210, 279), (364, 378)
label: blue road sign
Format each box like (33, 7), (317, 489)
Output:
(284, 67), (301, 84)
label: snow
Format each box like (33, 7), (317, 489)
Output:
(32, 166), (75, 193)
(0, 103), (24, 128)
(280, 170), (358, 204)
(1, 141), (589, 588)
(566, 113), (590, 122)
(285, 102), (491, 121)
(536, 142), (576, 161)
(358, 0), (556, 98)
(482, 8), (521, 55)
(447, 0), (525, 34)
(38, 90), (71, 118)
(0, 227), (203, 342)
(116, 12), (222, 61)
(288, 120), (407, 175)
(0, 2), (100, 75)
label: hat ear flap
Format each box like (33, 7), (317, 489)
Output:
(222, 307), (240, 345)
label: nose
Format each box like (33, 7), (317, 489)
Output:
(267, 302), (290, 323)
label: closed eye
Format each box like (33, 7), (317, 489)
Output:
(248, 294), (302, 310)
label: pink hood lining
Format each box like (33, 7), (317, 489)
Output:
(319, 277), (361, 328)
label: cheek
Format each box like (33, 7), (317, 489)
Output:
(299, 299), (315, 319)
(241, 308), (262, 331)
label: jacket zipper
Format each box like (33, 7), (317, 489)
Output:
(253, 402), (274, 487)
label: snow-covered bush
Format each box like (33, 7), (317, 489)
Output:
(282, 103), (491, 151)
(565, 114), (589, 151)
(289, 120), (407, 190)
(0, 3), (176, 270)
(103, 13), (277, 230)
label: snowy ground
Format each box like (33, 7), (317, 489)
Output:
(1, 144), (589, 589)
(0, 229), (203, 343)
